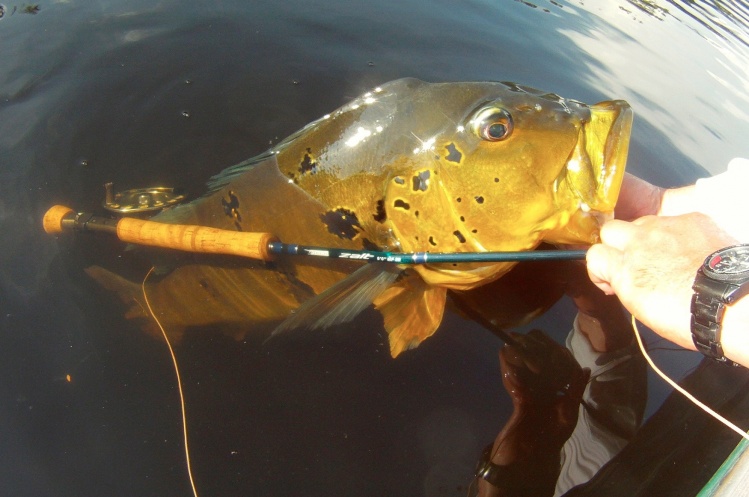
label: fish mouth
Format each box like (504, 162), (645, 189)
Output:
(558, 100), (633, 242)
(582, 99), (633, 212)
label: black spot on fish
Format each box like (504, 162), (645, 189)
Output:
(362, 238), (380, 251)
(277, 266), (316, 303)
(196, 278), (224, 299)
(445, 143), (462, 163)
(394, 199), (410, 210)
(428, 236), (437, 246)
(299, 147), (317, 174)
(373, 199), (387, 222)
(320, 208), (361, 240)
(456, 197), (462, 203)
(475, 196), (485, 204)
(453, 231), (466, 243)
(414, 210), (419, 218)
(494, 177), (499, 183)
(460, 216), (465, 222)
(412, 170), (430, 192)
(221, 191), (242, 226)
(394, 176), (405, 185)
(472, 229), (478, 233)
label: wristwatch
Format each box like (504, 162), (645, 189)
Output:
(475, 443), (554, 491)
(691, 244), (749, 365)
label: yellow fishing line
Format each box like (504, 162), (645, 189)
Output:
(630, 314), (749, 442)
(142, 267), (200, 497)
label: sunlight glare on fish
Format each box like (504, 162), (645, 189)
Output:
(567, 158), (581, 172)
(345, 127), (372, 147)
(361, 92), (377, 105)
(412, 135), (436, 154)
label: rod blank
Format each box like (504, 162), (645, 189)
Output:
(43, 205), (587, 264)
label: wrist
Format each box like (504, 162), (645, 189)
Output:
(716, 297), (749, 368)
(658, 185), (696, 216)
(690, 244), (749, 367)
(476, 442), (558, 496)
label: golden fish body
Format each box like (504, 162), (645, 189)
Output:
(91, 79), (632, 356)
(265, 79), (631, 291)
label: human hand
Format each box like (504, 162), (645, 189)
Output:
(586, 213), (738, 350)
(500, 330), (588, 433)
(614, 173), (665, 220)
(614, 172), (702, 220)
(562, 262), (632, 352)
(476, 331), (588, 497)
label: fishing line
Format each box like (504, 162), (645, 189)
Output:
(630, 315), (749, 442)
(142, 267), (200, 497)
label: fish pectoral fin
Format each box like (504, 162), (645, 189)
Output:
(268, 262), (402, 338)
(373, 273), (447, 358)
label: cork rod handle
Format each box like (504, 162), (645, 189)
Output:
(116, 218), (277, 261)
(42, 205), (277, 261)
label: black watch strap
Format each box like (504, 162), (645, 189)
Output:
(691, 274), (740, 365)
(475, 444), (554, 491)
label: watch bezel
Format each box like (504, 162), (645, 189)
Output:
(701, 244), (749, 283)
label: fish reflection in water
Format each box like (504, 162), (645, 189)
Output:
(86, 78), (632, 357)
(466, 262), (646, 497)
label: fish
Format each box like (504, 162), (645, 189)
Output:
(86, 78), (632, 357)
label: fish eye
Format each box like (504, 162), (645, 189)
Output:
(471, 107), (513, 142)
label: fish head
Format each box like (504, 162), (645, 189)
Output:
(383, 81), (632, 289)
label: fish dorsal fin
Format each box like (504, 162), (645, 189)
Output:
(373, 271), (447, 357)
(204, 150), (275, 196)
(268, 262), (402, 338)
(152, 151), (277, 226)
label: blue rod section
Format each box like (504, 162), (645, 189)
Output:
(267, 242), (587, 264)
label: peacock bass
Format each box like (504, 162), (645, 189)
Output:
(87, 78), (632, 357)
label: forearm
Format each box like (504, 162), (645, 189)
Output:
(478, 410), (562, 497)
(587, 213), (748, 365)
(718, 298), (749, 367)
(658, 159), (749, 241)
(657, 184), (697, 217)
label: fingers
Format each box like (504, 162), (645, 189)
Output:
(614, 174), (664, 220)
(599, 217), (651, 248)
(587, 217), (654, 295)
(586, 243), (621, 295)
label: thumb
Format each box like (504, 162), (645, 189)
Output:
(586, 243), (622, 295)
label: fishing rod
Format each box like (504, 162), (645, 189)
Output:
(43, 205), (588, 263)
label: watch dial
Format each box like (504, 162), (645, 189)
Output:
(707, 245), (749, 276)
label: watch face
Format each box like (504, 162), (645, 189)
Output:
(704, 244), (749, 281)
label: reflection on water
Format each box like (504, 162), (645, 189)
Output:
(1, 0), (748, 496)
(554, 1), (749, 177)
(665, 0), (749, 47)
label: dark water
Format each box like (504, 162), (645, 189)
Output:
(2, 1), (749, 496)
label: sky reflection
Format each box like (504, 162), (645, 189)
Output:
(557, 1), (749, 175)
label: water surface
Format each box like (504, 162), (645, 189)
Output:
(1, 1), (748, 495)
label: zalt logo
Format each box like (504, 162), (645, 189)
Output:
(339, 253), (374, 260)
